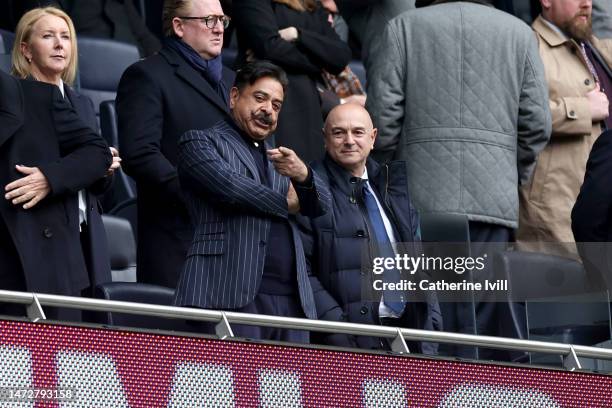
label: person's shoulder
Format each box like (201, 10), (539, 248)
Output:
(179, 119), (231, 144)
(122, 50), (172, 79)
(18, 78), (58, 105)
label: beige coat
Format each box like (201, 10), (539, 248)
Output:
(517, 16), (612, 256)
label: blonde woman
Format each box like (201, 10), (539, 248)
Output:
(12, 6), (120, 297)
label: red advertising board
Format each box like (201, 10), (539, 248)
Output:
(0, 318), (611, 407)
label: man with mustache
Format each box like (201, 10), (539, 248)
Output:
(517, 0), (612, 257)
(174, 61), (331, 342)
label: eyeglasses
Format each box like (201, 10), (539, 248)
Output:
(178, 15), (231, 29)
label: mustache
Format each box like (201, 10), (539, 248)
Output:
(252, 111), (273, 125)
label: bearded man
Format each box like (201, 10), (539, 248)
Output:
(517, 0), (612, 256)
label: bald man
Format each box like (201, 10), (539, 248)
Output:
(299, 104), (442, 353)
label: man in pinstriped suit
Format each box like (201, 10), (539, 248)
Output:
(174, 61), (331, 342)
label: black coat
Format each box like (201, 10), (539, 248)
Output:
(116, 45), (234, 288)
(0, 72), (111, 295)
(572, 130), (612, 288)
(64, 86), (113, 292)
(232, 1), (352, 163)
(300, 156), (442, 352)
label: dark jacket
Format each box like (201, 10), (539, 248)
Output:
(572, 130), (612, 288)
(65, 85), (113, 292)
(300, 156), (442, 352)
(0, 72), (111, 295)
(232, 0), (352, 163)
(116, 45), (234, 288)
(573, 130), (612, 242)
(174, 121), (331, 317)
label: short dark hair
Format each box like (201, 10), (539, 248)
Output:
(233, 61), (289, 93)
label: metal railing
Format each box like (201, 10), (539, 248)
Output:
(0, 289), (610, 371)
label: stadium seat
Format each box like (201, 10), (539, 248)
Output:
(0, 54), (10, 74)
(494, 251), (610, 363)
(109, 198), (138, 243)
(77, 36), (139, 119)
(100, 100), (120, 147)
(102, 215), (136, 282)
(99, 100), (137, 211)
(0, 29), (15, 54)
(94, 282), (191, 332)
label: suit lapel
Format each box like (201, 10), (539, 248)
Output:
(161, 48), (230, 114)
(218, 123), (260, 181)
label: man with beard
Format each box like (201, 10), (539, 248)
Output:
(173, 61), (331, 342)
(517, 0), (612, 256)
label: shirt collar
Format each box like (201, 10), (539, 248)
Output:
(57, 79), (65, 98)
(541, 17), (569, 41)
(361, 167), (369, 181)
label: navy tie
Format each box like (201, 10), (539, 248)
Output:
(362, 185), (406, 315)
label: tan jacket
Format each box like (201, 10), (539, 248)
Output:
(517, 16), (612, 256)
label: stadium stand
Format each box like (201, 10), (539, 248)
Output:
(77, 36), (139, 120)
(495, 251), (610, 357)
(0, 28), (14, 53)
(0, 53), (10, 73)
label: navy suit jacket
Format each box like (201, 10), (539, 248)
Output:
(173, 120), (331, 318)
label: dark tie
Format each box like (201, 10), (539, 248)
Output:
(362, 185), (406, 315)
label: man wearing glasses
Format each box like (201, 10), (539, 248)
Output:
(116, 0), (234, 288)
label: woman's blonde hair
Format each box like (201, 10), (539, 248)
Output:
(11, 6), (78, 86)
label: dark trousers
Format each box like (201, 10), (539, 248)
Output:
(193, 292), (309, 344)
(440, 221), (512, 360)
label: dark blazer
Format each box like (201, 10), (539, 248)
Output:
(116, 45), (235, 288)
(299, 156), (442, 353)
(232, 1), (352, 163)
(65, 85), (113, 291)
(572, 130), (612, 287)
(0, 71), (111, 295)
(173, 120), (332, 319)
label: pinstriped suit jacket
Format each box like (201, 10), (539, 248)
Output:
(173, 120), (331, 319)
